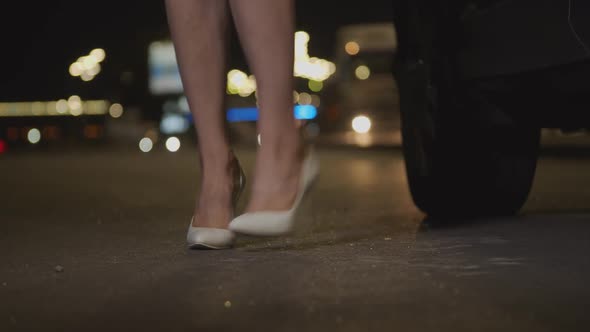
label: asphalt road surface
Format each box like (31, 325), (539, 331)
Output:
(1, 144), (589, 331)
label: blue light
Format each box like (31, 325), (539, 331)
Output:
(226, 105), (317, 123)
(226, 107), (259, 122)
(294, 105), (318, 120)
(160, 113), (190, 134)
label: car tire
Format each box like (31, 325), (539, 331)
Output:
(394, 2), (540, 218)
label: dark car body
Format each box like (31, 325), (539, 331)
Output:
(392, 0), (590, 217)
(394, 0), (590, 127)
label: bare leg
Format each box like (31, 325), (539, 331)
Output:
(165, 0), (237, 228)
(230, 0), (304, 212)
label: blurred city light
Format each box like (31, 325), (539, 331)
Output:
(294, 57), (334, 82)
(226, 108), (260, 122)
(308, 80), (323, 92)
(139, 137), (153, 153)
(85, 100), (111, 115)
(352, 115), (372, 134)
(177, 96), (190, 113)
(86, 63), (101, 76)
(0, 139), (7, 154)
(298, 92), (312, 105)
(294, 31), (310, 58)
(68, 95), (83, 116)
(90, 48), (106, 62)
(56, 99), (68, 114)
(355, 65), (371, 80)
(294, 105), (318, 120)
(149, 41), (184, 95)
(310, 94), (321, 107)
(294, 31), (336, 81)
(165, 137), (181, 152)
(31, 102), (44, 115)
(109, 103), (124, 118)
(226, 31), (336, 96)
(27, 128), (41, 144)
(345, 41), (360, 55)
(70, 108), (83, 117)
(80, 72), (94, 82)
(69, 48), (106, 82)
(160, 113), (190, 135)
(227, 70), (256, 97)
(328, 62), (337, 75)
(82, 56), (97, 69)
(0, 100), (109, 117)
(226, 105), (317, 122)
(149, 35), (336, 99)
(69, 62), (84, 76)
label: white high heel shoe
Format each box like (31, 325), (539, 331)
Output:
(187, 158), (246, 250)
(228, 148), (319, 236)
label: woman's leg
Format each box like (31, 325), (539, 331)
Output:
(229, 0), (303, 212)
(165, 0), (236, 228)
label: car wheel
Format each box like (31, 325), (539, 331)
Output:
(394, 2), (540, 218)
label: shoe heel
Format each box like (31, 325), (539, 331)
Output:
(231, 158), (247, 210)
(187, 156), (246, 250)
(228, 148), (318, 237)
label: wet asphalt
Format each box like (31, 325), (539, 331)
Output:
(1, 143), (589, 331)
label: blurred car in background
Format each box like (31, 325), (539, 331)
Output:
(393, 0), (590, 218)
(320, 23), (400, 147)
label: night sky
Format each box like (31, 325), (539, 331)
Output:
(0, 0), (393, 101)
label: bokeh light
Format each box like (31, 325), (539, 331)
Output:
(82, 56), (97, 69)
(352, 115), (372, 134)
(308, 80), (323, 92)
(68, 96), (82, 116)
(139, 137), (153, 153)
(56, 99), (68, 114)
(165, 137), (181, 152)
(311, 94), (321, 107)
(298, 92), (312, 105)
(227, 31), (336, 95)
(86, 63), (101, 76)
(27, 128), (41, 144)
(355, 65), (371, 80)
(345, 41), (360, 55)
(109, 103), (124, 118)
(90, 48), (106, 62)
(69, 62), (84, 77)
(69, 49), (106, 82)
(227, 69), (256, 97)
(80, 72), (94, 82)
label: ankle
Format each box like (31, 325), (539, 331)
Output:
(258, 132), (303, 159)
(200, 150), (239, 176)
